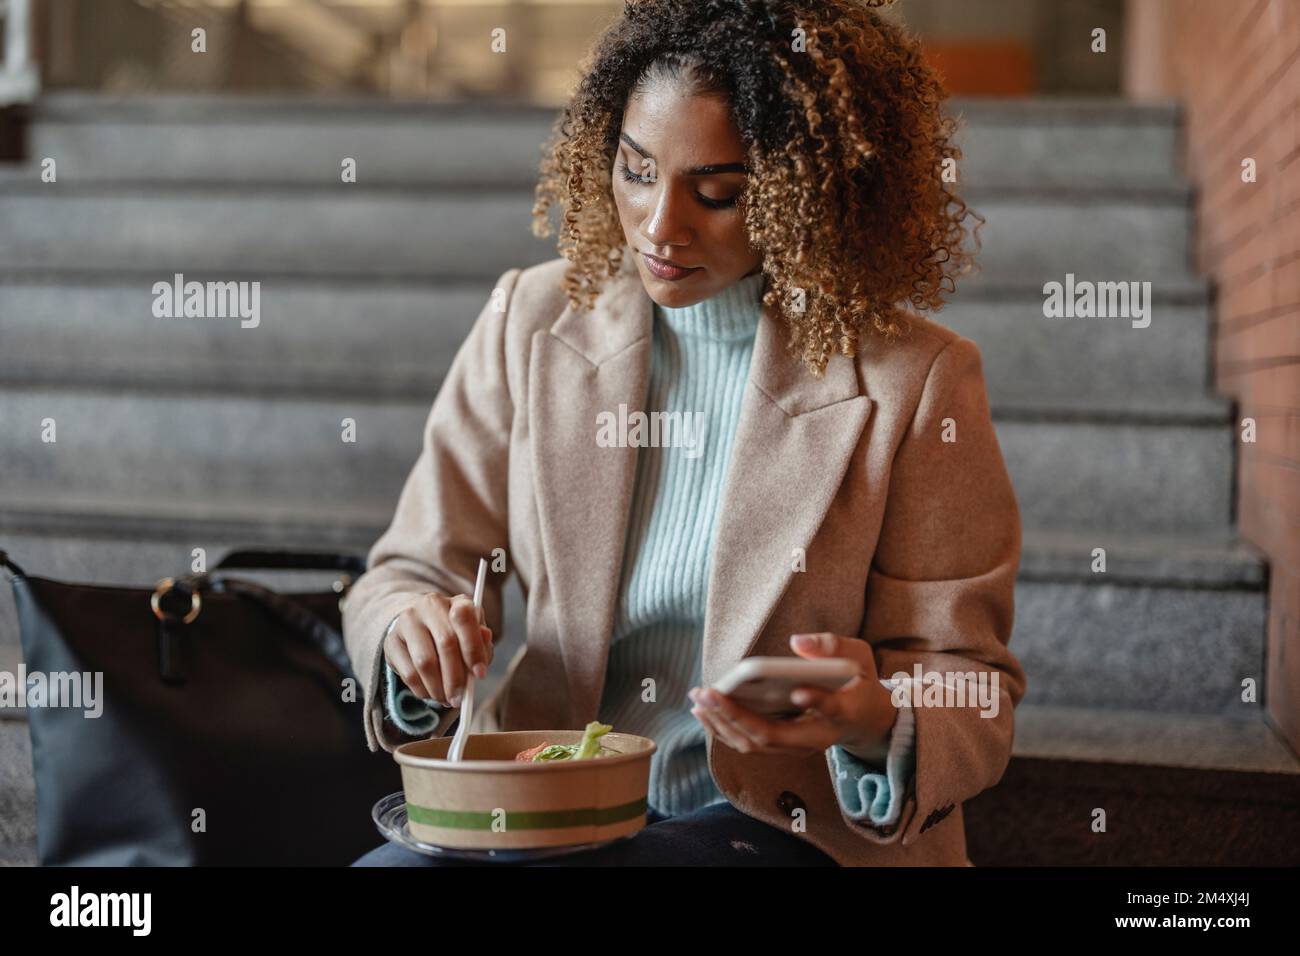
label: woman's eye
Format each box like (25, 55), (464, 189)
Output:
(618, 158), (652, 184)
(618, 157), (738, 210)
(697, 192), (738, 210)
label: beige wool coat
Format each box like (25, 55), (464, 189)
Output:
(342, 254), (1027, 867)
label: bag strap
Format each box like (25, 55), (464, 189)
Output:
(0, 547), (363, 581)
(152, 572), (357, 691)
(215, 549), (366, 578)
(206, 575), (357, 680)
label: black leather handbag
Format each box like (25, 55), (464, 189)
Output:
(1, 547), (401, 866)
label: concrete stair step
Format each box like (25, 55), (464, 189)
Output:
(952, 98), (1183, 188)
(965, 191), (1192, 284)
(0, 186), (1196, 285)
(0, 275), (487, 399)
(940, 295), (1214, 407)
(0, 97), (562, 188)
(0, 275), (1216, 409)
(0, 492), (389, 561)
(996, 412), (1234, 532)
(1014, 530), (1267, 713)
(0, 387), (425, 516)
(995, 393), (1232, 424)
(0, 385), (1236, 533)
(0, 94), (1183, 188)
(1012, 703), (1297, 774)
(1020, 528), (1265, 587)
(955, 270), (1209, 303)
(0, 185), (552, 280)
(0, 712), (36, 867)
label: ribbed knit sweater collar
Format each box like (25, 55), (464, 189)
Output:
(652, 271), (765, 341)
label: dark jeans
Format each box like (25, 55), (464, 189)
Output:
(351, 800), (838, 866)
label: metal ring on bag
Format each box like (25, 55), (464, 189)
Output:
(151, 577), (202, 624)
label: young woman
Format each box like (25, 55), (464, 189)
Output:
(346, 0), (1025, 867)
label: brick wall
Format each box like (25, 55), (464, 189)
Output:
(1125, 0), (1300, 752)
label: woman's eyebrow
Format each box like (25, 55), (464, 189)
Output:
(620, 132), (747, 176)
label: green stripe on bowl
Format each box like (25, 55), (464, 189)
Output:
(407, 796), (648, 831)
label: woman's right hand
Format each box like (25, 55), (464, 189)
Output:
(383, 592), (494, 708)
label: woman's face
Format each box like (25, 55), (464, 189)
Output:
(612, 79), (763, 308)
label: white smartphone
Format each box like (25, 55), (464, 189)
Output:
(711, 657), (859, 719)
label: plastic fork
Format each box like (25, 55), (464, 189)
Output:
(447, 557), (489, 762)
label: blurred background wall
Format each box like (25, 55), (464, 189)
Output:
(27, 0), (1127, 100)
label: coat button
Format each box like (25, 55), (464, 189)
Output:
(776, 790), (806, 816)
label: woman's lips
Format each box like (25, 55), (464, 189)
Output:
(642, 252), (702, 281)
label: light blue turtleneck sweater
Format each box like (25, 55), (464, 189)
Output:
(384, 271), (916, 832)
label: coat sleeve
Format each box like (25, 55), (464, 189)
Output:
(341, 267), (521, 753)
(383, 648), (449, 736)
(841, 334), (1027, 847)
(826, 702), (916, 827)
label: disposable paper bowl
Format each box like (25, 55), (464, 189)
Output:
(394, 730), (657, 849)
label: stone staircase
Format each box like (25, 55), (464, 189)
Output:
(1, 94), (1296, 866)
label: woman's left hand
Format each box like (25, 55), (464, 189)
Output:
(689, 633), (898, 760)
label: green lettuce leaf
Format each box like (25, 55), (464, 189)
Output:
(530, 721), (615, 761)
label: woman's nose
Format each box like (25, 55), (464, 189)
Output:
(641, 181), (693, 247)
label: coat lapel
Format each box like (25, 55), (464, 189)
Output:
(699, 302), (873, 684)
(530, 260), (873, 722)
(529, 260), (652, 724)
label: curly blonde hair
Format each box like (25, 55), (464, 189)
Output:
(531, 0), (982, 377)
